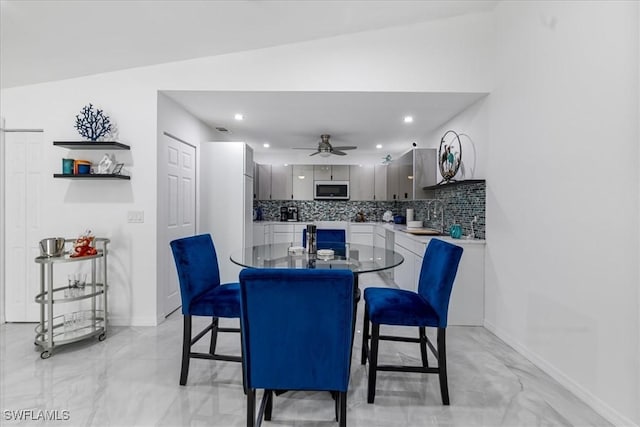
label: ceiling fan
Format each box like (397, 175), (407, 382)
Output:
(293, 134), (357, 157)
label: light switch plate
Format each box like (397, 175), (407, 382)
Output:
(127, 211), (144, 223)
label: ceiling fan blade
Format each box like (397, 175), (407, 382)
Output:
(331, 150), (347, 156)
(309, 151), (321, 156)
(292, 147), (318, 150)
(331, 146), (357, 150)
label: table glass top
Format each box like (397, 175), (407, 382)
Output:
(230, 242), (404, 274)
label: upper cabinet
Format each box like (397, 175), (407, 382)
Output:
(257, 164), (272, 200)
(292, 165), (314, 200)
(349, 165), (375, 200)
(386, 149), (436, 200)
(313, 165), (349, 181)
(349, 165), (387, 201)
(254, 153), (434, 201)
(374, 164), (387, 201)
(271, 165), (293, 200)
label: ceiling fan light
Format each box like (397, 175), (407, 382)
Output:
(320, 152), (331, 157)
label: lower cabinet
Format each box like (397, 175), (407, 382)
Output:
(348, 224), (374, 246)
(393, 231), (484, 326)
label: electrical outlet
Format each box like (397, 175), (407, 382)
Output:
(127, 211), (144, 223)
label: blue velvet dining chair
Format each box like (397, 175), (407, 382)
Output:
(361, 238), (463, 405)
(302, 228), (347, 256)
(170, 234), (242, 386)
(239, 268), (354, 427)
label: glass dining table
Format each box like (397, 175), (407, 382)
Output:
(230, 242), (404, 394)
(230, 242), (404, 296)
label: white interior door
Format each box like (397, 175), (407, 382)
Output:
(161, 133), (196, 317)
(4, 130), (44, 322)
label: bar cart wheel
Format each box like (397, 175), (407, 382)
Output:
(98, 333), (106, 341)
(40, 350), (51, 360)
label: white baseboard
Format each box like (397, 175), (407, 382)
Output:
(484, 320), (639, 427)
(108, 316), (158, 327)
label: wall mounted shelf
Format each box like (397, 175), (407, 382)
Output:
(53, 141), (130, 150)
(423, 179), (485, 191)
(53, 173), (130, 180)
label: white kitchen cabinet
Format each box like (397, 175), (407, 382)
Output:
(374, 165), (387, 201)
(349, 223), (374, 246)
(292, 165), (314, 200)
(386, 149), (437, 200)
(349, 165), (375, 200)
(313, 165), (331, 181)
(272, 224), (294, 244)
(393, 243), (416, 291)
(374, 226), (386, 249)
(331, 165), (349, 180)
(257, 164), (272, 200)
(386, 163), (400, 200)
(253, 224), (265, 246)
(313, 165), (349, 181)
(272, 223), (311, 245)
(271, 165), (293, 200)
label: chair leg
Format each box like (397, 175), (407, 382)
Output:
(419, 326), (429, 368)
(208, 317), (219, 355)
(361, 307), (370, 365)
(437, 328), (450, 405)
(264, 390), (273, 421)
(247, 388), (256, 427)
(367, 323), (380, 404)
(180, 315), (192, 386)
(338, 391), (347, 427)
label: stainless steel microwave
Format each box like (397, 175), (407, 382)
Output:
(314, 181), (350, 200)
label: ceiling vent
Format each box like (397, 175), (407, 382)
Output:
(215, 127), (229, 132)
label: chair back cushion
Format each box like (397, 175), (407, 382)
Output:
(302, 229), (347, 256)
(302, 229), (346, 247)
(170, 234), (221, 314)
(239, 268), (354, 392)
(417, 239), (463, 327)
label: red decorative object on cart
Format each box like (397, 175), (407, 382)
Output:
(70, 231), (97, 257)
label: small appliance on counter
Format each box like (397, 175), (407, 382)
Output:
(281, 206), (299, 222)
(393, 215), (406, 224)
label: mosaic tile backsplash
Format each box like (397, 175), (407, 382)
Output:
(254, 181), (485, 239)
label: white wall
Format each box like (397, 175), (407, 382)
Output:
(485, 2), (639, 426)
(156, 93), (218, 321)
(0, 11), (493, 326)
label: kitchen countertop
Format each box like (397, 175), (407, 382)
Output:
(253, 220), (485, 244)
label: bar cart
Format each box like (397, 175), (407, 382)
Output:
(34, 238), (109, 359)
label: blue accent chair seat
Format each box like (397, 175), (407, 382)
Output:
(361, 238), (463, 405)
(239, 268), (354, 427)
(170, 234), (242, 386)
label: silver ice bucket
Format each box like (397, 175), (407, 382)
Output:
(39, 238), (66, 257)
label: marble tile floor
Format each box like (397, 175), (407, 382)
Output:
(0, 272), (612, 427)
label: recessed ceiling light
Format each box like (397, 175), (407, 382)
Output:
(298, 175), (305, 180)
(263, 143), (270, 148)
(403, 116), (413, 123)
(234, 113), (244, 121)
(376, 144), (383, 149)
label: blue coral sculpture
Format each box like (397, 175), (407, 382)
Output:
(74, 104), (112, 141)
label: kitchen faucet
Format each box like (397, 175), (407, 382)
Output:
(467, 215), (478, 239)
